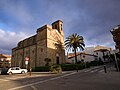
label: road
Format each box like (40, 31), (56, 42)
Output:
(0, 64), (120, 90)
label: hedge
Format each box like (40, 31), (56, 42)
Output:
(32, 66), (50, 72)
(89, 61), (104, 66)
(60, 63), (90, 71)
(32, 61), (104, 72)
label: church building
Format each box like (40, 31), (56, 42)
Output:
(11, 20), (65, 68)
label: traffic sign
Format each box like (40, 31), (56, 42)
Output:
(25, 57), (29, 61)
(25, 60), (28, 65)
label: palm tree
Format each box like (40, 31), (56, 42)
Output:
(65, 33), (85, 71)
(44, 58), (51, 66)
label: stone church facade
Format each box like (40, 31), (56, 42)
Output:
(12, 20), (65, 68)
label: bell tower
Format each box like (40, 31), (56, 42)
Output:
(52, 20), (63, 34)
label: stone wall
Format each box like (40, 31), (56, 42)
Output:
(12, 20), (65, 68)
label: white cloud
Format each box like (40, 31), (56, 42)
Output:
(0, 0), (118, 54)
(0, 29), (29, 54)
(85, 33), (115, 49)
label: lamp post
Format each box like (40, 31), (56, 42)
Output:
(113, 51), (119, 72)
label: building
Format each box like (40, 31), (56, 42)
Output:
(66, 52), (97, 64)
(110, 25), (120, 51)
(66, 45), (112, 64)
(0, 54), (11, 68)
(12, 20), (65, 68)
(94, 45), (112, 62)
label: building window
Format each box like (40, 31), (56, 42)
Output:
(96, 52), (98, 55)
(32, 50), (34, 53)
(83, 55), (85, 58)
(55, 24), (57, 29)
(41, 48), (43, 52)
(61, 24), (62, 30)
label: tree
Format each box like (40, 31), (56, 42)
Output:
(44, 58), (51, 66)
(65, 33), (85, 72)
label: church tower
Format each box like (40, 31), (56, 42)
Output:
(52, 20), (63, 34)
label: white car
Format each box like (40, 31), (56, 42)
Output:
(7, 67), (28, 75)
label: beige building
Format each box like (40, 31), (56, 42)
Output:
(12, 20), (65, 68)
(66, 45), (112, 64)
(94, 45), (112, 62)
(0, 54), (11, 68)
(66, 52), (97, 64)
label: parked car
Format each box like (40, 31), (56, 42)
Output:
(0, 68), (9, 75)
(7, 67), (27, 75)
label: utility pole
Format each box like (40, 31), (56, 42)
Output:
(113, 52), (119, 72)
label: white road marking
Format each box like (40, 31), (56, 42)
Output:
(0, 79), (9, 82)
(5, 76), (28, 80)
(5, 74), (46, 80)
(84, 66), (103, 73)
(31, 86), (38, 90)
(84, 69), (91, 72)
(91, 69), (98, 72)
(99, 70), (104, 72)
(8, 72), (76, 90)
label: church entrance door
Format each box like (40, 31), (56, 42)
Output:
(56, 57), (59, 64)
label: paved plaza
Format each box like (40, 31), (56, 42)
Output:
(0, 64), (120, 90)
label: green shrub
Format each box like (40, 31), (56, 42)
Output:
(60, 63), (89, 71)
(90, 61), (104, 66)
(85, 62), (91, 68)
(77, 63), (85, 69)
(32, 60), (102, 72)
(60, 64), (76, 71)
(32, 66), (50, 72)
(44, 58), (51, 66)
(50, 64), (62, 73)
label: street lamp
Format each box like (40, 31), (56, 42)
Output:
(113, 50), (119, 72)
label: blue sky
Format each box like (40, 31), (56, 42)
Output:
(0, 0), (120, 54)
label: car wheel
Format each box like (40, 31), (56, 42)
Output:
(21, 71), (25, 74)
(9, 72), (12, 75)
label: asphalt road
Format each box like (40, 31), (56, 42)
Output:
(0, 64), (120, 90)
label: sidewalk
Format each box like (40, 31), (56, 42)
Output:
(17, 65), (120, 78)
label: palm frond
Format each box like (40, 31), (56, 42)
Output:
(64, 33), (85, 52)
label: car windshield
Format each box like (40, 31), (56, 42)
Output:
(11, 68), (16, 70)
(16, 68), (20, 70)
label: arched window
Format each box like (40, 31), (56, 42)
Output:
(55, 24), (57, 29)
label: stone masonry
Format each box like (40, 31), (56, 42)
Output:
(12, 20), (65, 68)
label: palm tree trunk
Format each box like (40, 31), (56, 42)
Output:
(103, 51), (105, 61)
(74, 48), (78, 72)
(74, 49), (77, 64)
